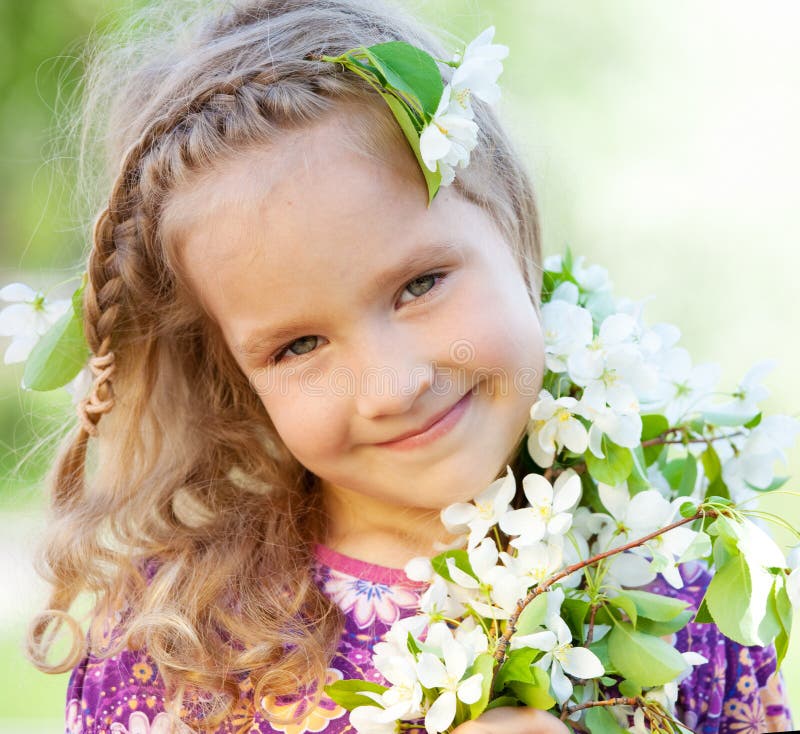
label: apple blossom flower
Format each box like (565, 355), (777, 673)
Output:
(0, 282), (70, 364)
(441, 465), (516, 551)
(718, 415), (800, 502)
(540, 300), (594, 374)
(500, 470), (582, 548)
(449, 26), (509, 111)
(527, 390), (589, 467)
(419, 84), (479, 186)
(416, 627), (485, 733)
(510, 587), (604, 704)
(703, 359), (776, 424)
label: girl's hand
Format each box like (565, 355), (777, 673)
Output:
(450, 706), (571, 734)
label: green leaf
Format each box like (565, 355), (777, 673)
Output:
(494, 647), (539, 689)
(608, 595), (638, 627)
(366, 41), (444, 118)
(618, 679), (642, 698)
(585, 705), (630, 734)
(22, 300), (90, 392)
(468, 653), (496, 719)
(676, 455), (698, 497)
(377, 91), (441, 205)
(607, 623), (687, 687)
(561, 598), (590, 641)
(589, 635), (616, 675)
(744, 412), (763, 429)
(705, 553), (780, 646)
(637, 609), (694, 636)
(641, 414), (669, 442)
(621, 590), (690, 622)
(430, 549), (475, 584)
(692, 595), (713, 624)
(407, 632), (421, 656)
(324, 679), (387, 710)
(508, 668), (555, 710)
(700, 446), (721, 482)
(585, 436), (634, 486)
(516, 593), (548, 635)
(773, 579), (792, 670)
(627, 446), (651, 493)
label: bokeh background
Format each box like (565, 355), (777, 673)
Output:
(1, 0), (798, 730)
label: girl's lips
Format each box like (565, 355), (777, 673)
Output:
(374, 391), (473, 450)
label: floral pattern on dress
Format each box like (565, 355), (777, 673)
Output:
(65, 552), (793, 734)
(322, 568), (420, 628)
(259, 668), (347, 734)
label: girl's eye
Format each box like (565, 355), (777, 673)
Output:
(270, 335), (320, 364)
(268, 271), (449, 365)
(396, 271), (448, 307)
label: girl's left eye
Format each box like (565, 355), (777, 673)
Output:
(267, 271), (449, 365)
(396, 271), (448, 308)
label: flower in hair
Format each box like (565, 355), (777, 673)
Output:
(316, 27), (508, 205)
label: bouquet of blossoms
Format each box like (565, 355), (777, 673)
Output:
(317, 250), (800, 734)
(2, 248), (799, 734)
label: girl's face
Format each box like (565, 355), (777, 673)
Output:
(172, 112), (544, 542)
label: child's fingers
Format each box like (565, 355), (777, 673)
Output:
(450, 706), (572, 734)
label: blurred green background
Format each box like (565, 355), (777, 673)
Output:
(1, 0), (798, 731)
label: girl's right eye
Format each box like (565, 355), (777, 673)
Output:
(269, 335), (321, 365)
(268, 269), (448, 365)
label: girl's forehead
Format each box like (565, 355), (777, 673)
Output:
(165, 117), (494, 328)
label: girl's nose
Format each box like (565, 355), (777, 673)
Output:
(351, 330), (436, 420)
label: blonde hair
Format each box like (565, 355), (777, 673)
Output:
(26, 0), (543, 728)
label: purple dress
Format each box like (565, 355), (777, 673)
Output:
(65, 546), (793, 734)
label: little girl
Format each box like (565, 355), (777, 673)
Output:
(24, 1), (793, 733)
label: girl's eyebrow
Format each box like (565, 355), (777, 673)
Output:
(236, 240), (462, 357)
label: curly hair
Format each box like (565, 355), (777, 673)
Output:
(26, 0), (543, 728)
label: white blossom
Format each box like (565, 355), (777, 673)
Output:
(441, 465), (516, 551)
(500, 470), (581, 548)
(419, 84), (479, 186)
(540, 300), (594, 374)
(527, 390), (589, 467)
(416, 626), (485, 733)
(511, 588), (604, 704)
(0, 282), (70, 364)
(449, 26), (509, 110)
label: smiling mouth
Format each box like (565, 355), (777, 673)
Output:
(373, 390), (474, 450)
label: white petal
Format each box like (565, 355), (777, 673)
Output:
(553, 474), (582, 514)
(561, 646), (604, 679)
(0, 282), (37, 302)
(510, 629), (556, 651)
(546, 513), (572, 537)
(425, 691), (456, 734)
(549, 662), (573, 705)
(404, 557), (433, 582)
(419, 123), (451, 171)
(560, 418), (589, 454)
(441, 503), (475, 533)
(4, 334), (38, 364)
(627, 490), (671, 530)
(416, 652), (448, 689)
(0, 303), (38, 336)
(598, 483), (628, 521)
(456, 673), (484, 705)
(522, 473), (554, 508)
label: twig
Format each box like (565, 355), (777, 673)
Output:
(492, 507), (715, 667)
(584, 602), (601, 647)
(561, 696), (638, 721)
